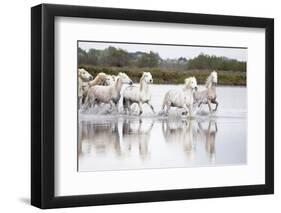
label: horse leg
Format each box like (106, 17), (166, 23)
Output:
(125, 100), (132, 115)
(166, 104), (171, 115)
(113, 101), (118, 113)
(147, 101), (155, 114)
(207, 100), (212, 113)
(188, 105), (193, 118)
(128, 102), (132, 115)
(84, 92), (94, 110)
(162, 102), (168, 115)
(138, 102), (143, 115)
(182, 105), (189, 117)
(162, 102), (166, 111)
(211, 99), (219, 112)
(108, 100), (115, 112)
(91, 99), (97, 109)
(196, 101), (202, 112)
(123, 98), (128, 115)
(78, 96), (82, 109)
(81, 94), (86, 105)
(83, 95), (89, 110)
(115, 102), (119, 113)
(214, 121), (218, 132)
(181, 106), (188, 115)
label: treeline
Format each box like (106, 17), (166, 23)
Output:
(80, 65), (246, 86)
(78, 46), (160, 68)
(78, 46), (246, 72)
(187, 54), (246, 72)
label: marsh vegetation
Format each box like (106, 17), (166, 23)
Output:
(78, 46), (246, 86)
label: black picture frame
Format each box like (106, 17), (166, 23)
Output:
(31, 3), (274, 209)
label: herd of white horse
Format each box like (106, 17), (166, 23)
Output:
(78, 68), (219, 116)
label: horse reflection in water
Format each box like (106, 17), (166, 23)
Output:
(79, 118), (154, 160)
(162, 119), (197, 159)
(78, 117), (218, 171)
(162, 119), (218, 161)
(196, 120), (218, 162)
(78, 120), (121, 157)
(122, 119), (154, 160)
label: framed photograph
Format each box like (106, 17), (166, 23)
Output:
(31, 3), (274, 209)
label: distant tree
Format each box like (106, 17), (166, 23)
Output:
(78, 47), (88, 65)
(178, 57), (188, 64)
(157, 56), (188, 70)
(101, 46), (129, 67)
(87, 48), (99, 65)
(137, 51), (160, 68)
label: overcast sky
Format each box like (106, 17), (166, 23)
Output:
(78, 41), (247, 62)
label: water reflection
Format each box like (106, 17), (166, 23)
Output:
(162, 120), (197, 160)
(78, 117), (224, 171)
(197, 121), (218, 162)
(122, 119), (154, 160)
(79, 120), (121, 157)
(78, 85), (246, 171)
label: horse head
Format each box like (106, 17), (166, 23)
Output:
(118, 72), (133, 85)
(104, 75), (115, 86)
(211, 71), (218, 84)
(185, 77), (197, 90)
(205, 71), (218, 88)
(78, 68), (93, 81)
(141, 72), (153, 84)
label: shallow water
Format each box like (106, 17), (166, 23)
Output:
(78, 85), (247, 172)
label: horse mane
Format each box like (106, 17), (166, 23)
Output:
(205, 73), (213, 88)
(140, 73), (145, 91)
(205, 71), (217, 88)
(115, 76), (122, 89)
(78, 68), (86, 73)
(89, 72), (107, 86)
(78, 68), (86, 79)
(185, 78), (190, 87)
(184, 77), (193, 89)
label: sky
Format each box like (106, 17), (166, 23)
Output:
(78, 41), (247, 62)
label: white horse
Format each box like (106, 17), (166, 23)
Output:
(123, 72), (155, 115)
(88, 72), (114, 87)
(193, 71), (218, 112)
(162, 77), (197, 117)
(195, 71), (218, 111)
(78, 68), (93, 107)
(85, 72), (133, 111)
(81, 72), (114, 105)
